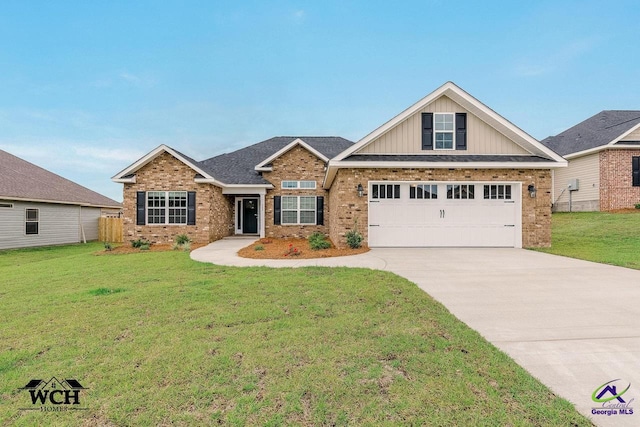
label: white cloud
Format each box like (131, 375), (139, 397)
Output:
(119, 71), (158, 87)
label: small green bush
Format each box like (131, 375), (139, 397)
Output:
(345, 229), (364, 249)
(175, 234), (191, 245)
(254, 245), (265, 251)
(139, 243), (151, 251)
(104, 242), (113, 251)
(181, 242), (191, 252)
(131, 238), (150, 248)
(308, 232), (331, 250)
(635, 203), (640, 209)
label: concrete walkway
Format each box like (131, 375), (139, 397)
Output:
(192, 238), (640, 426)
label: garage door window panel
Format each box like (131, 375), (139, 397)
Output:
(371, 184), (400, 199)
(410, 184), (438, 199)
(484, 185), (512, 200)
(447, 184), (474, 200)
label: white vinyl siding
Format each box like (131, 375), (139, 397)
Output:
(0, 201), (101, 250)
(553, 153), (600, 211)
(621, 127), (640, 141)
(359, 95), (530, 155)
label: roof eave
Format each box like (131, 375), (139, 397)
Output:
(0, 195), (122, 209)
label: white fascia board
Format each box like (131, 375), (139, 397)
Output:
(608, 122), (640, 146)
(332, 81), (566, 164)
(0, 195), (122, 209)
(565, 143), (640, 160)
(222, 186), (271, 195)
(112, 176), (136, 184)
(111, 144), (218, 183)
(254, 138), (329, 171)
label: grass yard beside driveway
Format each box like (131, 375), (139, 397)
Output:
(536, 210), (640, 269)
(0, 243), (590, 426)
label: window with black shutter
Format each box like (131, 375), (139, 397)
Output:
(633, 156), (640, 187)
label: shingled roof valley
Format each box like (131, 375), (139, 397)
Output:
(0, 149), (121, 207)
(542, 110), (640, 156)
(197, 136), (354, 184)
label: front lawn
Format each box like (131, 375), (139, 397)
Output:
(536, 211), (640, 269)
(0, 243), (590, 426)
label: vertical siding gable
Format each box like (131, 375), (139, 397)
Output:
(357, 95), (530, 155)
(620, 127), (640, 141)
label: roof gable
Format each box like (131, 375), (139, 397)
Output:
(255, 138), (330, 171)
(334, 81), (565, 163)
(0, 149), (121, 207)
(542, 110), (640, 157)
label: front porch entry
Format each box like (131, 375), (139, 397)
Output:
(235, 197), (259, 235)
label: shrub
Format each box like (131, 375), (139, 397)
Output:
(131, 238), (150, 248)
(345, 229), (364, 249)
(181, 242), (191, 252)
(104, 242), (113, 251)
(175, 234), (191, 245)
(635, 203), (640, 209)
(139, 243), (151, 251)
(284, 244), (301, 256)
(254, 245), (265, 251)
(308, 232), (331, 250)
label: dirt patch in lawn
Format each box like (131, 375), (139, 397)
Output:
(238, 238), (369, 259)
(96, 243), (207, 255)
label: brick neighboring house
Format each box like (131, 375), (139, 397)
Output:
(112, 82), (566, 248)
(542, 111), (640, 211)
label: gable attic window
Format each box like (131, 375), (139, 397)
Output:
(422, 112), (467, 151)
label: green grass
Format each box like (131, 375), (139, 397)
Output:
(536, 211), (640, 269)
(0, 243), (590, 426)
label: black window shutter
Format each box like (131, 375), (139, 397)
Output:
(455, 113), (467, 150)
(421, 113), (434, 150)
(274, 196), (281, 225)
(187, 191), (196, 225)
(633, 157), (640, 187)
(316, 196), (324, 225)
(136, 192), (146, 225)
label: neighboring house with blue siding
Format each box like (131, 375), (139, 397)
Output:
(0, 149), (121, 250)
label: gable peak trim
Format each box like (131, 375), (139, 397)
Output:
(254, 138), (329, 171)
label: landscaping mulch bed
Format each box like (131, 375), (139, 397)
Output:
(96, 243), (207, 255)
(238, 238), (369, 259)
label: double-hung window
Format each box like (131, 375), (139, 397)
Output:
(147, 191), (188, 225)
(281, 196), (316, 224)
(25, 208), (39, 235)
(434, 113), (454, 150)
(282, 180), (316, 189)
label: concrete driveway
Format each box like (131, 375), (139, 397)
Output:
(192, 240), (640, 426)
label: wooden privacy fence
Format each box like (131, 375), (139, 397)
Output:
(99, 217), (123, 243)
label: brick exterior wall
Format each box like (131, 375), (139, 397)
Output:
(122, 152), (233, 245)
(262, 145), (329, 238)
(328, 168), (552, 248)
(599, 149), (640, 210)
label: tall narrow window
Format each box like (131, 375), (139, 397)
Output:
(633, 157), (640, 187)
(25, 208), (39, 235)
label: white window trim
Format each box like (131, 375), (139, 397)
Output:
(25, 208), (39, 235)
(434, 112), (455, 151)
(281, 195), (317, 225)
(281, 180), (317, 190)
(146, 191), (188, 225)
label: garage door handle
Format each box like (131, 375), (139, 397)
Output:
(370, 224), (380, 227)
(504, 201), (515, 204)
(370, 200), (379, 203)
(440, 209), (445, 218)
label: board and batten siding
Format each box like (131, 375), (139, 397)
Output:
(552, 153), (600, 212)
(621, 127), (640, 141)
(359, 95), (530, 155)
(0, 201), (100, 250)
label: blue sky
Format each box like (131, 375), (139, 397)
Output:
(1, 1), (638, 202)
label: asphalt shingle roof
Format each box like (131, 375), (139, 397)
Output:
(542, 110), (640, 156)
(0, 149), (121, 207)
(198, 136), (354, 184)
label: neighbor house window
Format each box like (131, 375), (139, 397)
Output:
(410, 184), (438, 199)
(25, 208), (39, 235)
(281, 180), (316, 189)
(434, 113), (454, 150)
(147, 191), (187, 224)
(0, 202), (13, 208)
(484, 185), (512, 200)
(633, 157), (640, 186)
(281, 196), (316, 224)
(447, 184), (474, 199)
(371, 184), (401, 199)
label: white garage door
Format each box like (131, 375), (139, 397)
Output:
(368, 182), (522, 248)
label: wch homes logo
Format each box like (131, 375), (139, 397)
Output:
(591, 379), (634, 417)
(19, 377), (88, 412)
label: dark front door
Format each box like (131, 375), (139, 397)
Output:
(242, 199), (258, 234)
